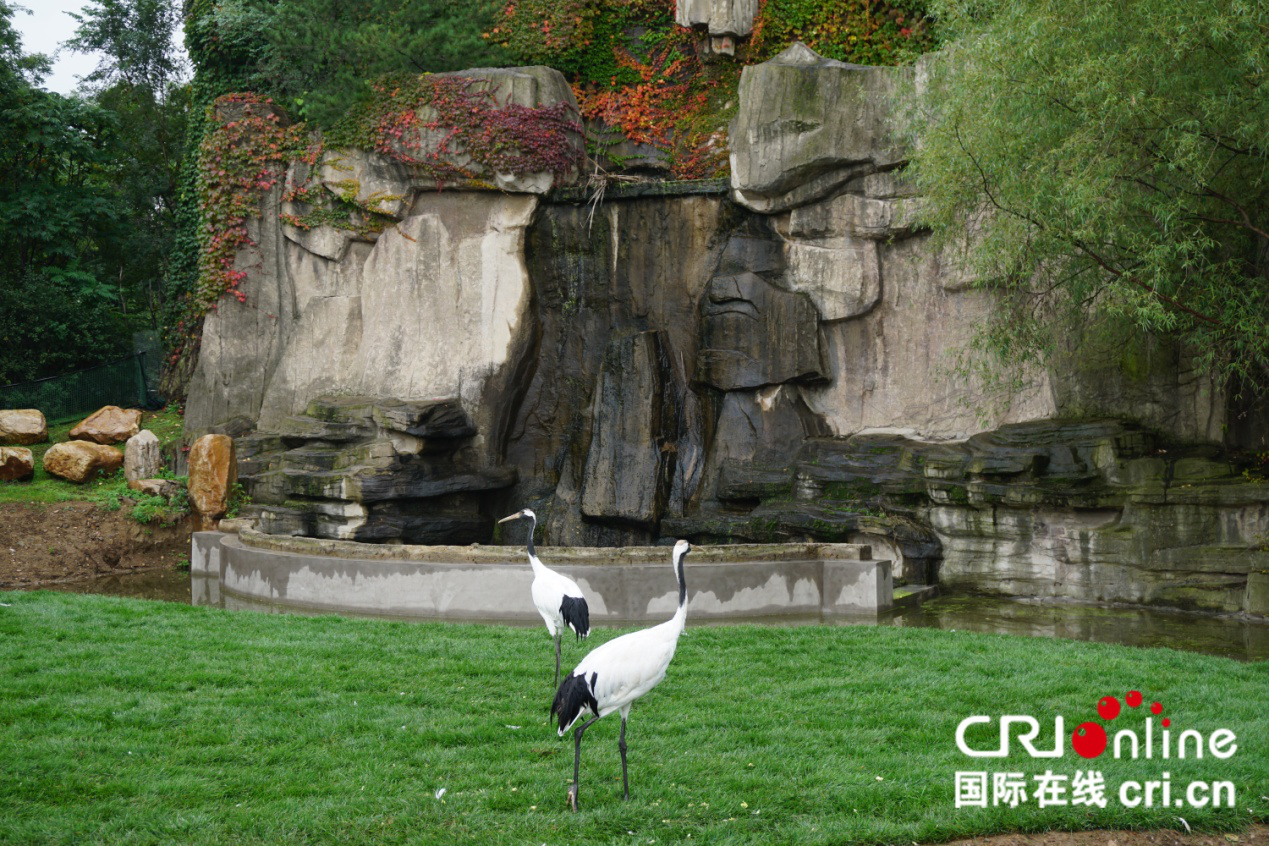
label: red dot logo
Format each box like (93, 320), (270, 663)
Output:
(1126, 690), (1143, 708)
(1071, 722), (1107, 759)
(1097, 696), (1121, 721)
(1163, 718), (1171, 728)
(1150, 701), (1163, 715)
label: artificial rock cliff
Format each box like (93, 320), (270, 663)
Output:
(184, 51), (1269, 615)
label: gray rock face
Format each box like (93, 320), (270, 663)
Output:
(124, 430), (161, 483)
(506, 196), (726, 546)
(730, 43), (908, 213)
(580, 332), (678, 528)
(696, 271), (827, 390)
(186, 188), (539, 469)
(669, 419), (1269, 612)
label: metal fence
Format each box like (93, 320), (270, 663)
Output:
(0, 351), (160, 421)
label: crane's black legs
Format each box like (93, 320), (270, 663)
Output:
(568, 716), (600, 812)
(554, 634), (562, 689)
(619, 716), (630, 800)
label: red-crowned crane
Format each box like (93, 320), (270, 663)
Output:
(498, 508), (590, 687)
(550, 539), (692, 812)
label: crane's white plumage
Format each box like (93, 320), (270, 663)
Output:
(499, 508), (590, 686)
(551, 539), (692, 811)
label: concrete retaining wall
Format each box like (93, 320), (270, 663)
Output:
(191, 531), (893, 621)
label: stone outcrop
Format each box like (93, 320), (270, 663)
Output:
(0, 409), (47, 445)
(237, 396), (512, 543)
(183, 58), (1266, 616)
(311, 66), (581, 204)
(0, 447), (34, 481)
(730, 43), (908, 213)
(667, 420), (1269, 613)
(124, 430), (161, 483)
(188, 434), (238, 530)
(43, 441), (124, 483)
(70, 406), (142, 445)
(186, 188), (539, 460)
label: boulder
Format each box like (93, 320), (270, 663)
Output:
(43, 441), (124, 482)
(0, 446), (34, 482)
(730, 43), (908, 213)
(0, 409), (47, 445)
(124, 429), (162, 482)
(70, 406), (142, 445)
(188, 434), (238, 530)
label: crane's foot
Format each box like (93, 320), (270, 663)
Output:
(567, 783), (579, 812)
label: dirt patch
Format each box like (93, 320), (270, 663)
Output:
(0, 501), (192, 588)
(944, 827), (1267, 846)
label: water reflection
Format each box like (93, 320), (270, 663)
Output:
(44, 569), (192, 603)
(887, 595), (1269, 663)
(37, 568), (1269, 662)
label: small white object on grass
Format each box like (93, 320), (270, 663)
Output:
(435, 788), (446, 800)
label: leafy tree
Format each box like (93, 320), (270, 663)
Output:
(909, 0), (1269, 393)
(0, 3), (136, 381)
(204, 0), (510, 126)
(65, 0), (187, 93)
(67, 0), (189, 323)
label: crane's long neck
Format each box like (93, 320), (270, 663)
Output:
(670, 549), (687, 631)
(525, 515), (545, 574)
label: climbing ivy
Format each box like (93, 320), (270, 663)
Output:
(195, 94), (311, 308)
(750, 0), (936, 65)
(489, 0), (937, 180)
(161, 0), (276, 397)
(328, 74), (582, 187)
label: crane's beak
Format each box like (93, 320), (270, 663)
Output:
(497, 512), (521, 524)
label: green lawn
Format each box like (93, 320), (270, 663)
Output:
(1, 592), (1265, 846)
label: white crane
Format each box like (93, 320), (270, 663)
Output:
(550, 539), (692, 812)
(498, 508), (590, 687)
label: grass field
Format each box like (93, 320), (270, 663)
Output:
(1, 591), (1265, 845)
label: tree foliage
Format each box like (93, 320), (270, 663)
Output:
(66, 0), (187, 93)
(909, 0), (1269, 391)
(0, 0), (190, 383)
(199, 0), (510, 127)
(0, 3), (130, 381)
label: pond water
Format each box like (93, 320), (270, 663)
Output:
(40, 568), (1269, 662)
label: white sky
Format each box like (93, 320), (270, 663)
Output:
(11, 0), (104, 94)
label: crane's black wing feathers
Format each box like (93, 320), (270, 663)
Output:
(551, 671), (599, 733)
(559, 595), (590, 640)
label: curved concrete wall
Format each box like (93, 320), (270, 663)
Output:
(191, 532), (892, 622)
